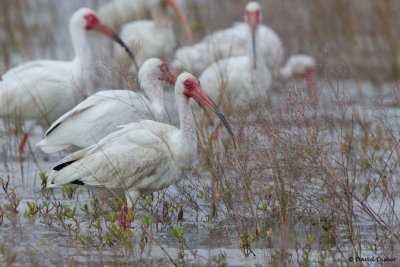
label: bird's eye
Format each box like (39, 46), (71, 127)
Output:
(185, 82), (191, 88)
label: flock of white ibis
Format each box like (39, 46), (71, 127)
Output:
(0, 1), (317, 209)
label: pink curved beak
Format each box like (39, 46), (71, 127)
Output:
(90, 22), (113, 37)
(165, 0), (193, 45)
(91, 22), (139, 70)
(245, 9), (260, 69)
(191, 84), (235, 141)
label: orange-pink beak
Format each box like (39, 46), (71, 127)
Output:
(189, 83), (235, 141)
(245, 9), (260, 69)
(84, 13), (138, 70)
(164, 0), (193, 45)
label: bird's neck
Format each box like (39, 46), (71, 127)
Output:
(279, 61), (294, 79)
(142, 76), (167, 121)
(177, 93), (197, 146)
(248, 27), (262, 69)
(70, 26), (93, 66)
(69, 26), (99, 96)
(152, 5), (172, 27)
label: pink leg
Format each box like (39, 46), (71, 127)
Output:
(18, 133), (29, 154)
(212, 123), (221, 142)
(237, 124), (245, 141)
(118, 204), (132, 232)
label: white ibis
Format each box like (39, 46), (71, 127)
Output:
(115, 0), (193, 69)
(193, 2), (271, 141)
(97, 0), (189, 33)
(47, 72), (234, 209)
(37, 58), (174, 153)
(0, 8), (135, 154)
(279, 54), (318, 102)
(199, 2), (271, 116)
(172, 1), (283, 76)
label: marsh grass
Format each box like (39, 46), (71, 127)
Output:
(1, 76), (400, 266)
(1, 0), (400, 266)
(185, 76), (400, 265)
(1, 0), (398, 82)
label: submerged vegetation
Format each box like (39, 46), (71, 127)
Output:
(2, 82), (400, 265)
(0, 0), (399, 266)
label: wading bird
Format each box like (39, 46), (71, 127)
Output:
(279, 54), (318, 103)
(116, 0), (193, 69)
(197, 2), (271, 139)
(97, 0), (189, 33)
(47, 72), (234, 209)
(0, 8), (135, 154)
(37, 58), (175, 153)
(172, 2), (283, 76)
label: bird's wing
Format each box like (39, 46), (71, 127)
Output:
(44, 90), (148, 136)
(0, 60), (71, 112)
(48, 120), (175, 190)
(44, 102), (96, 136)
(2, 60), (71, 80)
(3, 61), (47, 79)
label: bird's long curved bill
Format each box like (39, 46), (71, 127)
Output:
(166, 0), (193, 45)
(93, 23), (139, 71)
(193, 90), (235, 142)
(251, 29), (257, 69)
(246, 10), (259, 69)
(112, 32), (139, 71)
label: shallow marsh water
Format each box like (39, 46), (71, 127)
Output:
(1, 0), (400, 266)
(1, 80), (400, 266)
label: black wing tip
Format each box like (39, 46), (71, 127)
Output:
(45, 122), (62, 136)
(53, 160), (77, 171)
(70, 180), (85, 185)
(48, 178), (84, 186)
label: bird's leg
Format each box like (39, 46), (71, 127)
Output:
(212, 121), (221, 142)
(117, 191), (139, 232)
(18, 133), (29, 154)
(237, 124), (245, 142)
(303, 67), (319, 106)
(17, 132), (30, 161)
(118, 204), (133, 232)
(235, 116), (247, 142)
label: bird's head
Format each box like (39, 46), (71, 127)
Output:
(71, 8), (137, 64)
(245, 2), (262, 69)
(175, 72), (235, 141)
(70, 8), (114, 37)
(139, 58), (176, 86)
(280, 55), (318, 103)
(244, 1), (261, 33)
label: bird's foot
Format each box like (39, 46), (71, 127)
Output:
(117, 204), (134, 233)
